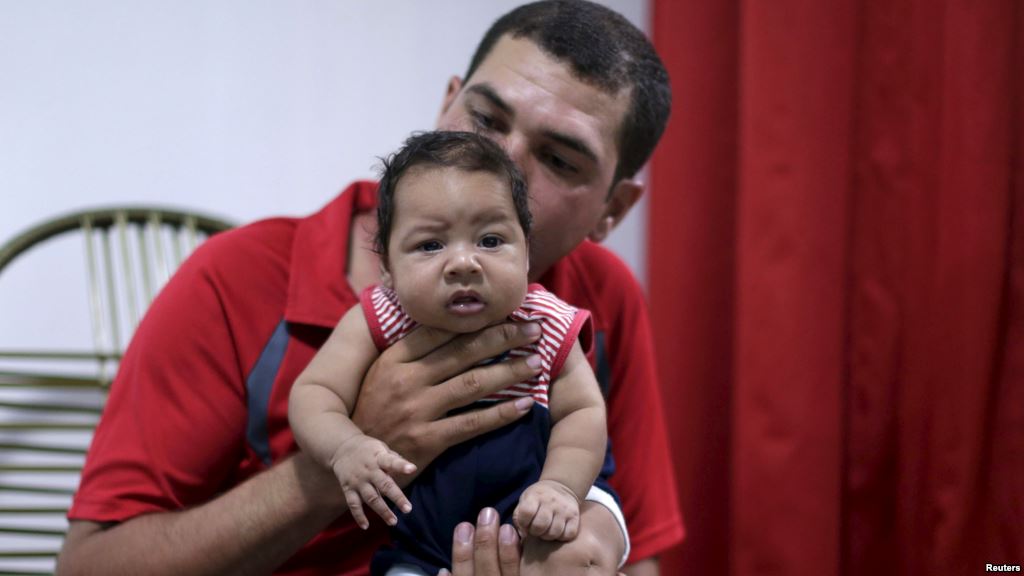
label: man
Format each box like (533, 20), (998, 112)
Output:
(58, 2), (682, 575)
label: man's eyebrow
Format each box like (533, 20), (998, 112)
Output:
(466, 83), (598, 164)
(542, 130), (598, 164)
(465, 84), (514, 117)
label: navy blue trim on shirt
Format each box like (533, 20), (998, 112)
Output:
(592, 330), (618, 487)
(594, 330), (611, 398)
(246, 319), (290, 466)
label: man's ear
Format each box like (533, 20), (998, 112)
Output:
(588, 179), (643, 243)
(437, 75), (464, 123)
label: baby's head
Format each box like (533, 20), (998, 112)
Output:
(375, 131), (532, 333)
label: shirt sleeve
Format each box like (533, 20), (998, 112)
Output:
(69, 237), (256, 522)
(602, 270), (686, 562)
(360, 284), (417, 351)
(520, 285), (593, 381)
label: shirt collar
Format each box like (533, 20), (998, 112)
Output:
(285, 180), (378, 327)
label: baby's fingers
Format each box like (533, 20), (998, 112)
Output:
(563, 514), (580, 541)
(543, 514), (568, 541)
(527, 506), (554, 538)
(359, 483), (398, 526)
(374, 470), (413, 515)
(378, 449), (417, 476)
(344, 488), (370, 530)
(513, 498), (539, 535)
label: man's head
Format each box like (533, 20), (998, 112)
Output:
(465, 0), (671, 185)
(436, 0), (671, 279)
(376, 131), (532, 333)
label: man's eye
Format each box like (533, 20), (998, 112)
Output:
(471, 110), (502, 132)
(418, 241), (443, 252)
(479, 235), (504, 248)
(545, 152), (577, 174)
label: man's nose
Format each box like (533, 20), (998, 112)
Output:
(494, 133), (532, 176)
(444, 249), (482, 279)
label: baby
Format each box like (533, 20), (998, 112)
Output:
(289, 131), (624, 576)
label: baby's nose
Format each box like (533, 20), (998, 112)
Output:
(445, 251), (482, 278)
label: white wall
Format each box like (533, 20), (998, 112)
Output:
(0, 0), (650, 351)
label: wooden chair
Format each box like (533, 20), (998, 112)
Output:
(0, 207), (233, 574)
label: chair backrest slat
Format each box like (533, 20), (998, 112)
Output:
(100, 228), (121, 363)
(184, 215), (198, 254)
(81, 217), (106, 372)
(149, 212), (168, 292)
(170, 214), (184, 268)
(115, 213), (139, 329)
(136, 225), (153, 304)
(0, 206), (232, 574)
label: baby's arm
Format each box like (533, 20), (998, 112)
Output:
(514, 340), (607, 541)
(288, 306), (416, 529)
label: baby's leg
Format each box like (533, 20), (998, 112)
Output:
(519, 501), (625, 576)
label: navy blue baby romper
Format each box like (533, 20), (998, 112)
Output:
(360, 284), (619, 576)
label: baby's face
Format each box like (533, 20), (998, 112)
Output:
(384, 166), (529, 333)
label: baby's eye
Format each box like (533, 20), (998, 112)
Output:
(479, 235), (504, 249)
(418, 240), (443, 252)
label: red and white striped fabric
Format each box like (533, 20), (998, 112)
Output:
(360, 283), (592, 408)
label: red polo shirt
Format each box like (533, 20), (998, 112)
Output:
(71, 181), (683, 574)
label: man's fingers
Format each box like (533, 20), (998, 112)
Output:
(472, 508), (501, 575)
(429, 353), (542, 415)
(431, 396), (535, 449)
(417, 322), (542, 383)
(386, 323), (457, 362)
(450, 511), (521, 575)
(450, 522), (475, 575)
(497, 524), (521, 575)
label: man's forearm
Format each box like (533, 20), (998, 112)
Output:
(57, 453), (344, 576)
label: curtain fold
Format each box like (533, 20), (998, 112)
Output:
(649, 1), (1023, 574)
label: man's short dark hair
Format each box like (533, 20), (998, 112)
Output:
(465, 0), (671, 184)
(375, 130), (531, 261)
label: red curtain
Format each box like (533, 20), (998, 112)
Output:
(648, 1), (1023, 575)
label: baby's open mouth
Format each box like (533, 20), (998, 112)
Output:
(447, 291), (486, 314)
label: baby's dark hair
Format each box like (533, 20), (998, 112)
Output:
(375, 130), (531, 260)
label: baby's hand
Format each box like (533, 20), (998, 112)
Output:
(330, 433), (417, 529)
(513, 479), (581, 541)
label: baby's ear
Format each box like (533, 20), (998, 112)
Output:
(379, 260), (393, 288)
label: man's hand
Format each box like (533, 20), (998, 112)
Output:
(519, 501), (629, 576)
(513, 480), (580, 541)
(440, 508), (521, 576)
(328, 433), (416, 529)
(351, 321), (543, 474)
